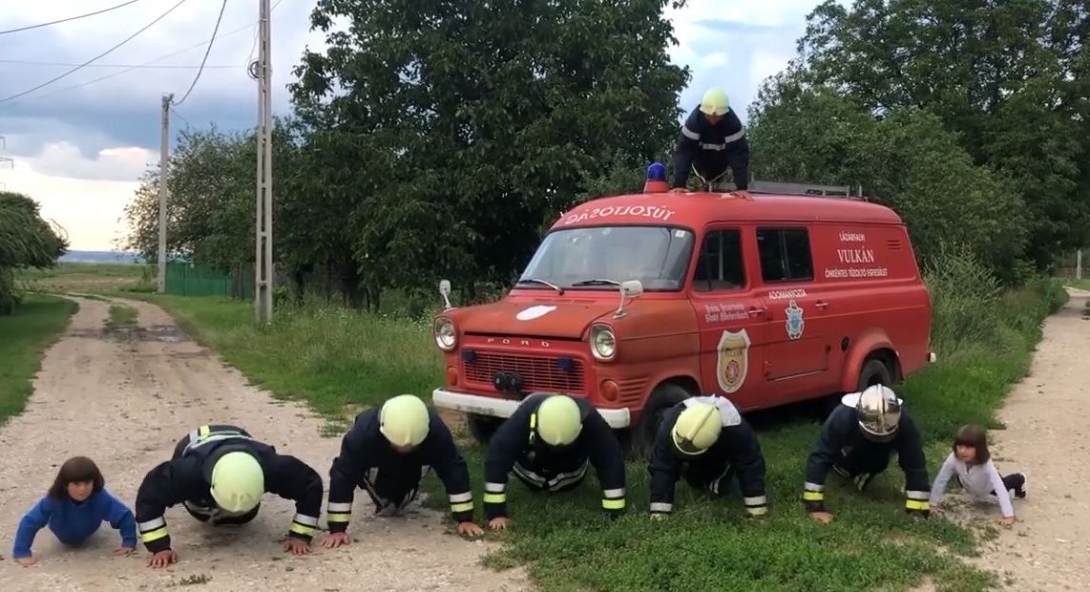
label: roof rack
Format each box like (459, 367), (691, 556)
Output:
(718, 179), (868, 201)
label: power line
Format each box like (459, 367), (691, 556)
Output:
(0, 0), (189, 105)
(15, 15), (269, 104)
(172, 0), (228, 106)
(0, 59), (240, 69)
(0, 0), (146, 35)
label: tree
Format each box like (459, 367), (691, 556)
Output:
(791, 0), (1090, 269)
(0, 191), (68, 314)
(289, 0), (692, 299)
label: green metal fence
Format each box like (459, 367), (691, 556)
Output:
(164, 262), (232, 297)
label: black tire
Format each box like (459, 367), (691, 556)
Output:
(465, 413), (504, 445)
(630, 383), (694, 459)
(856, 357), (893, 392)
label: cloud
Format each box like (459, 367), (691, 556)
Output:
(0, 0), (828, 251)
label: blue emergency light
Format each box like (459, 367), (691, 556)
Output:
(646, 162), (666, 181)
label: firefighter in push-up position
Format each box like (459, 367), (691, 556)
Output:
(134, 424), (325, 568)
(801, 384), (931, 523)
(482, 393), (627, 530)
(322, 394), (484, 548)
(647, 395), (769, 518)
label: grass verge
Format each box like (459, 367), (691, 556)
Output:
(0, 295), (78, 424)
(121, 247), (1068, 592)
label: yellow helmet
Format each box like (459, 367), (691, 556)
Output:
(671, 402), (722, 455)
(535, 395), (584, 446)
(380, 394), (430, 447)
(210, 451), (265, 513)
(699, 88), (730, 116)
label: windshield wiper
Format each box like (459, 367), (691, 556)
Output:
(516, 278), (565, 295)
(570, 278), (621, 287)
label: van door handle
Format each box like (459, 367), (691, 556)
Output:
(815, 300), (829, 309)
(748, 307), (766, 317)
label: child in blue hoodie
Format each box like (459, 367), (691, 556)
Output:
(12, 456), (137, 566)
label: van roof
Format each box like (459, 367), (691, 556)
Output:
(553, 182), (904, 231)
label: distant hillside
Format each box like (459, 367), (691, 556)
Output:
(60, 250), (145, 264)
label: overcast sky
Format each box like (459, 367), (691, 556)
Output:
(0, 0), (829, 251)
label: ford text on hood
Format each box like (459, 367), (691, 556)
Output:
(458, 298), (621, 339)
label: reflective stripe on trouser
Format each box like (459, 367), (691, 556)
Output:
(359, 465), (431, 512)
(511, 459), (588, 492)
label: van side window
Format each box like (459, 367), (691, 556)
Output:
(692, 229), (745, 291)
(756, 227), (814, 283)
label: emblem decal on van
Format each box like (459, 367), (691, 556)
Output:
(716, 329), (751, 394)
(516, 305), (557, 321)
(785, 300), (805, 340)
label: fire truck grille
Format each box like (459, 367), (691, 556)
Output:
(463, 352), (587, 394)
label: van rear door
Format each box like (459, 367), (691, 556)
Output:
(688, 225), (769, 410)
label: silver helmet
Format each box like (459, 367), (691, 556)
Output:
(856, 384), (901, 441)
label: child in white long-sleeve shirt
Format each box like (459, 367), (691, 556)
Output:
(930, 424), (1027, 528)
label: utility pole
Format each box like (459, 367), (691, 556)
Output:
(0, 136), (13, 191)
(254, 0), (274, 323)
(158, 93), (173, 294)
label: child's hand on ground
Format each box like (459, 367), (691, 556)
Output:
(114, 545), (135, 556)
(999, 515), (1015, 528)
(15, 555), (37, 566)
(931, 504), (945, 516)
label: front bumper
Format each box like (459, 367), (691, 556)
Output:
(431, 388), (632, 429)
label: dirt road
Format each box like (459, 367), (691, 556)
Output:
(938, 288), (1090, 591)
(0, 296), (530, 592)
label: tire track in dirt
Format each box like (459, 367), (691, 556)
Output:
(0, 296), (531, 592)
(933, 288), (1090, 591)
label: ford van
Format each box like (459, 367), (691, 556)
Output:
(429, 178), (937, 453)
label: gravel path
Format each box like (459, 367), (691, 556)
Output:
(0, 296), (531, 592)
(937, 287), (1090, 591)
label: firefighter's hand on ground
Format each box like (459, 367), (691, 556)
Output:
(322, 532), (350, 548)
(283, 538), (311, 555)
(809, 511), (835, 524)
(147, 549), (178, 568)
(457, 521), (485, 537)
(669, 187), (688, 193)
(488, 516), (510, 531)
(650, 513), (666, 521)
(732, 190), (752, 200)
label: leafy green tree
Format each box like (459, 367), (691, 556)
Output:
(289, 0), (692, 298)
(0, 191), (68, 314)
(791, 0), (1090, 269)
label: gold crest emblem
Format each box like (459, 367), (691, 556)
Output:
(716, 329), (751, 394)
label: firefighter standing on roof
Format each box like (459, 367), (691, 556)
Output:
(483, 394), (627, 530)
(322, 394), (484, 548)
(648, 395), (768, 518)
(801, 384), (932, 523)
(670, 87), (751, 194)
(134, 424), (324, 568)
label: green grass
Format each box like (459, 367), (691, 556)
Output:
(105, 303), (139, 330)
(16, 261), (154, 295)
(115, 247), (1069, 592)
(0, 295), (78, 424)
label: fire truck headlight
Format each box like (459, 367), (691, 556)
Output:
(434, 317), (457, 351)
(590, 323), (616, 361)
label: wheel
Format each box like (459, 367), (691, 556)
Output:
(465, 413), (504, 445)
(630, 383), (694, 459)
(856, 357), (893, 392)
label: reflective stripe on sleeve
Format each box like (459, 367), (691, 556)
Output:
(906, 490), (929, 500)
(602, 487), (625, 510)
(681, 125), (700, 140)
(649, 502), (672, 513)
(744, 495), (767, 507)
(326, 502), (352, 523)
(289, 513), (319, 537)
(803, 481), (824, 501)
(449, 491), (473, 513)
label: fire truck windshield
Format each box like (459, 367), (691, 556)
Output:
(516, 225), (695, 291)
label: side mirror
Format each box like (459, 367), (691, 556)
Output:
(438, 279), (453, 310)
(613, 280), (644, 319)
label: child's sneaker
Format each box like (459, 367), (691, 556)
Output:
(1014, 473), (1028, 499)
